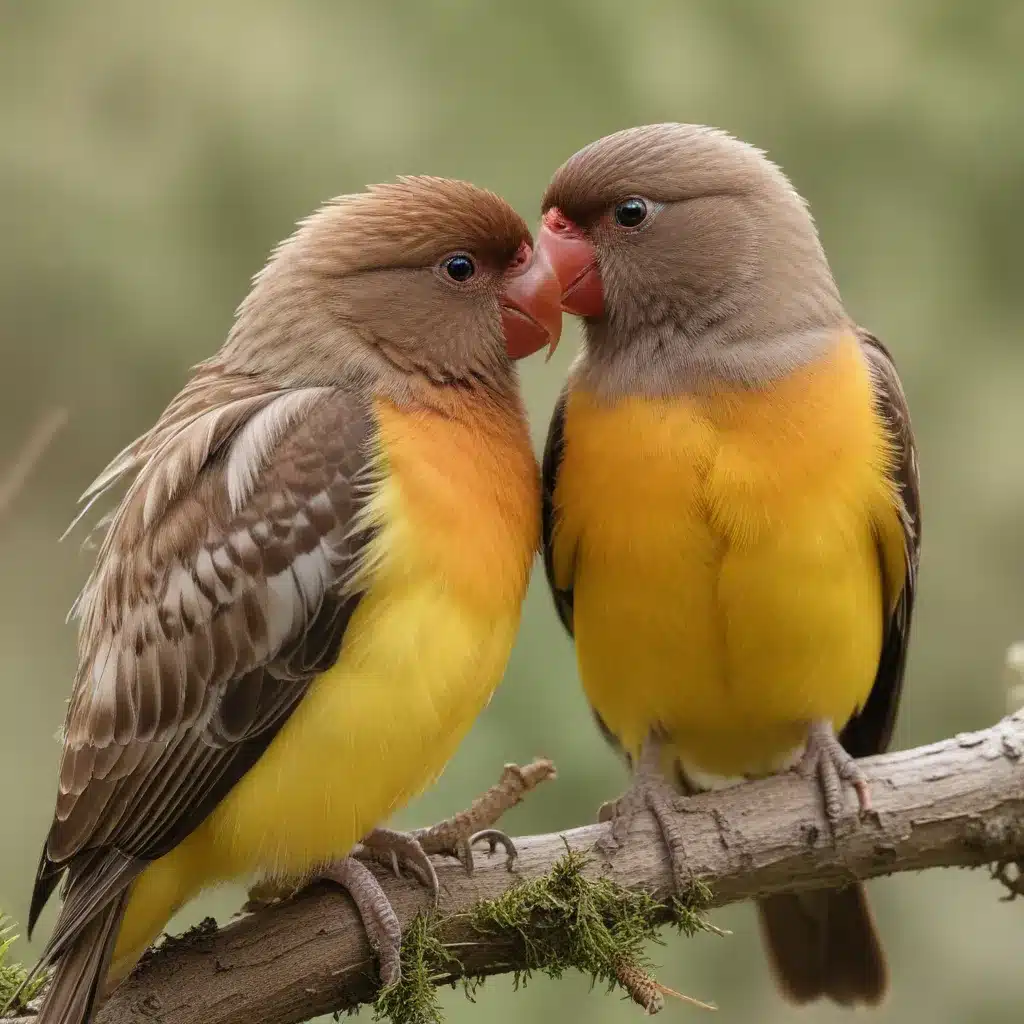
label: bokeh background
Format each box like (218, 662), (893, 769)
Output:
(2, 1), (1023, 1021)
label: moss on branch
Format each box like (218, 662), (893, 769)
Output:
(372, 849), (717, 1024)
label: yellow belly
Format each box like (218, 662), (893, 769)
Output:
(196, 578), (515, 876)
(553, 334), (902, 778)
(111, 394), (538, 977)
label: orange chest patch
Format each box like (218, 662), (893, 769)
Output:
(373, 395), (540, 612)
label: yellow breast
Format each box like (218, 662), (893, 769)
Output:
(552, 332), (903, 777)
(202, 395), (539, 874)
(115, 393), (538, 969)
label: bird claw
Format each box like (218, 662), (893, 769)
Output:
(597, 741), (693, 894)
(352, 827), (440, 898)
(408, 759), (556, 878)
(321, 856), (404, 988)
(455, 828), (518, 874)
(798, 719), (873, 832)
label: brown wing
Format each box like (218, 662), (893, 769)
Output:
(29, 385), (374, 947)
(839, 329), (921, 757)
(541, 385), (575, 636)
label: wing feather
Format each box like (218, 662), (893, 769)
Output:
(541, 385), (575, 636)
(839, 328), (922, 757)
(30, 377), (375, 946)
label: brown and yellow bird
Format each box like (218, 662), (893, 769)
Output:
(19, 176), (561, 1024)
(536, 125), (920, 1006)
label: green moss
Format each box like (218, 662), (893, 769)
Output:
(370, 849), (714, 1024)
(468, 848), (712, 993)
(371, 912), (458, 1024)
(0, 913), (45, 1013)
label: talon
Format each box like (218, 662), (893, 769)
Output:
(597, 736), (692, 893)
(852, 777), (874, 816)
(405, 758), (554, 876)
(470, 828), (517, 870)
(799, 719), (873, 834)
(321, 857), (403, 987)
(455, 836), (475, 875)
(354, 826), (440, 899)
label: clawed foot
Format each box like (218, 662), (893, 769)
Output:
(321, 827), (442, 987)
(798, 719), (873, 830)
(353, 827), (440, 895)
(412, 760), (555, 875)
(597, 738), (692, 893)
(414, 820), (518, 876)
(322, 855), (406, 987)
(325, 759), (557, 987)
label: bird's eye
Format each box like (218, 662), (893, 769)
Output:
(442, 254), (476, 282)
(614, 198), (648, 228)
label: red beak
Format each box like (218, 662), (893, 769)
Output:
(536, 208), (604, 318)
(500, 242), (563, 360)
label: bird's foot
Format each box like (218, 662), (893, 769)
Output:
(352, 827), (441, 894)
(285, 760), (556, 988)
(321, 855), (406, 988)
(797, 719), (873, 831)
(412, 759), (556, 875)
(597, 744), (693, 893)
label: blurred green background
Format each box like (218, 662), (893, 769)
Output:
(2, 0), (1023, 1021)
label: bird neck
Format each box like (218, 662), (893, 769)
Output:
(576, 312), (852, 400)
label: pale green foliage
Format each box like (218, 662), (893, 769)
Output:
(0, 913), (44, 1013)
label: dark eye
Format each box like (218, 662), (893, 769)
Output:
(443, 254), (475, 282)
(614, 198), (648, 228)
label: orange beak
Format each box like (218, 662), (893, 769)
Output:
(500, 242), (564, 360)
(536, 208), (604, 319)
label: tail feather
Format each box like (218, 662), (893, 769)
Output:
(757, 885), (887, 1007)
(12, 849), (144, 1024)
(31, 892), (129, 1024)
(28, 848), (63, 940)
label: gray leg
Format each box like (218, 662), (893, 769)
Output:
(797, 719), (872, 829)
(597, 735), (692, 893)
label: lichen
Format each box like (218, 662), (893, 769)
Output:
(0, 913), (46, 1013)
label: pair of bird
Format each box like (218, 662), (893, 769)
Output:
(19, 123), (920, 1024)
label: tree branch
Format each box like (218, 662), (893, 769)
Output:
(15, 712), (1024, 1024)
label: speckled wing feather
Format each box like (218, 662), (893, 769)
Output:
(839, 329), (921, 757)
(29, 369), (375, 956)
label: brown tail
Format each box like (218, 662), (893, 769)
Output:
(32, 892), (129, 1024)
(757, 885), (887, 1007)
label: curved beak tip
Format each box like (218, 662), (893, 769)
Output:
(500, 245), (564, 361)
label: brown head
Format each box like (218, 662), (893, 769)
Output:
(536, 124), (848, 393)
(220, 176), (561, 401)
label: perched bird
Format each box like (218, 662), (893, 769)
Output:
(19, 176), (561, 1024)
(536, 125), (920, 1006)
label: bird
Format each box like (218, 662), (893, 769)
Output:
(534, 124), (920, 1007)
(17, 175), (562, 1024)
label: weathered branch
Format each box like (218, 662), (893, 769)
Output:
(15, 712), (1024, 1024)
